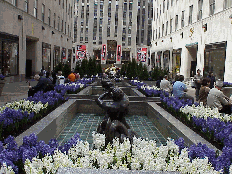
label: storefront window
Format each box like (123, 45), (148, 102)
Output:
(205, 48), (225, 80)
(42, 43), (51, 72)
(62, 47), (66, 63)
(173, 49), (182, 76)
(1, 42), (18, 76)
(53, 46), (60, 68)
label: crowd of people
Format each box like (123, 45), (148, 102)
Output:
(28, 68), (81, 97)
(159, 69), (232, 115)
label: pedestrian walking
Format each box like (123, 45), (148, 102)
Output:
(194, 69), (203, 101)
(207, 72), (216, 89)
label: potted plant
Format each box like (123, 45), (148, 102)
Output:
(0, 74), (5, 96)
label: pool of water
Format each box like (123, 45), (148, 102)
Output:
(56, 113), (167, 146)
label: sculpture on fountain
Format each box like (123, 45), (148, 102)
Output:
(95, 78), (139, 145)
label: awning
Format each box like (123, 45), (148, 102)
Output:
(185, 42), (198, 47)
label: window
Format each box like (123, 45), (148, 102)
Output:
(189, 5), (193, 24)
(198, 0), (203, 20)
(181, 11), (184, 28)
(42, 4), (45, 23)
(175, 15), (178, 31)
(59, 0), (61, 5)
(54, 13), (56, 29)
(162, 24), (164, 36)
(48, 9), (51, 26)
(209, 0), (215, 15)
(163, 0), (165, 13)
(170, 18), (172, 33)
(71, 6), (72, 18)
(58, 16), (60, 31)
(157, 8), (158, 18)
(171, 0), (173, 6)
(65, 22), (66, 34)
(25, 0), (28, 12)
(34, 0), (38, 18)
(12, 0), (17, 6)
(128, 37), (131, 46)
(66, 0), (68, 12)
(167, 0), (169, 10)
(61, 20), (63, 32)
(166, 21), (168, 35)
(224, 0), (232, 9)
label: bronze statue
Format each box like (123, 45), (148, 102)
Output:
(96, 79), (139, 145)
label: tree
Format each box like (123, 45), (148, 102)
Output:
(62, 63), (71, 78)
(80, 59), (88, 77)
(141, 64), (149, 80)
(96, 63), (102, 75)
(54, 62), (63, 73)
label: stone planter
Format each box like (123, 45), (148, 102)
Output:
(0, 79), (6, 96)
(222, 87), (232, 98)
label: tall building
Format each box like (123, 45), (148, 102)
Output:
(73, 0), (153, 67)
(0, 0), (74, 80)
(151, 0), (232, 82)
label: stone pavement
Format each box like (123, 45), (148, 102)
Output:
(0, 77), (37, 107)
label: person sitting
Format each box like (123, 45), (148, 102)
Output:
(160, 75), (173, 94)
(68, 71), (76, 82)
(51, 70), (57, 85)
(199, 78), (211, 106)
(207, 80), (232, 115)
(56, 71), (65, 85)
(173, 75), (194, 103)
(156, 76), (163, 88)
(28, 74), (52, 97)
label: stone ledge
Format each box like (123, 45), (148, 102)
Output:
(147, 102), (221, 154)
(15, 99), (77, 146)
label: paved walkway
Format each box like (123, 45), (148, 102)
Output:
(0, 78), (37, 107)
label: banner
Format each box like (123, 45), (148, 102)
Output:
(137, 48), (147, 62)
(102, 44), (106, 60)
(76, 45), (86, 59)
(117, 45), (121, 62)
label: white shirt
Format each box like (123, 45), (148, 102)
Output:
(160, 78), (172, 93)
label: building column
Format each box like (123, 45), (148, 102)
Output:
(161, 51), (164, 69)
(19, 30), (26, 81)
(169, 49), (173, 78)
(180, 47), (188, 78)
(224, 40), (232, 82)
(35, 41), (42, 73)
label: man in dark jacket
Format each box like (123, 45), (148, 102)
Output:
(28, 74), (52, 97)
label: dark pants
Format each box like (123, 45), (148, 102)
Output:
(219, 104), (232, 115)
(195, 87), (200, 101)
(28, 89), (36, 97)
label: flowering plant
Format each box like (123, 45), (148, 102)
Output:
(0, 74), (5, 80)
(223, 82), (232, 87)
(23, 132), (221, 173)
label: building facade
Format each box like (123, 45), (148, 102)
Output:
(73, 0), (153, 67)
(0, 0), (74, 80)
(151, 0), (232, 82)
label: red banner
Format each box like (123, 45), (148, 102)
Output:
(102, 44), (106, 60)
(76, 45), (86, 59)
(117, 45), (121, 62)
(137, 48), (147, 62)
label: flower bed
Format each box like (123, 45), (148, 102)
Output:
(0, 132), (226, 174)
(0, 79), (95, 141)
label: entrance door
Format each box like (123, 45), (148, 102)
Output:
(26, 59), (32, 78)
(190, 61), (196, 77)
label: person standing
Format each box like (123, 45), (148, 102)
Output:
(68, 71), (76, 82)
(207, 80), (232, 115)
(199, 78), (211, 106)
(194, 69), (203, 101)
(207, 72), (216, 89)
(160, 75), (173, 94)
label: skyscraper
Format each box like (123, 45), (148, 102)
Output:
(74, 0), (153, 66)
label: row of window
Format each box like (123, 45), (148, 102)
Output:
(11, 0), (72, 37)
(154, 0), (232, 22)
